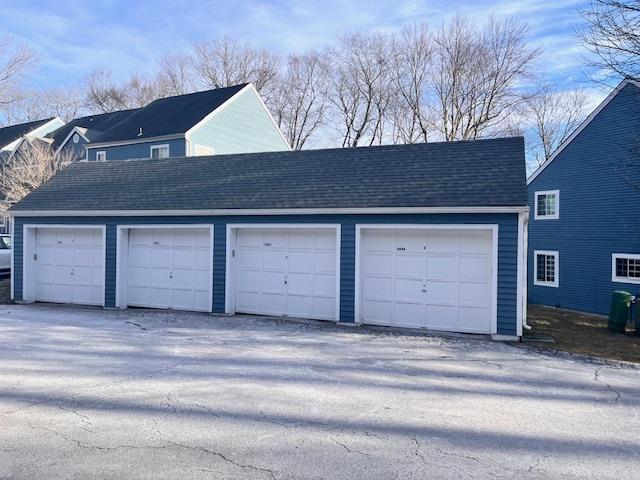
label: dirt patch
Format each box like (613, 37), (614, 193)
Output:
(526, 304), (640, 364)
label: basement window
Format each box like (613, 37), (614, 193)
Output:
(612, 254), (640, 284)
(534, 250), (558, 287)
(535, 190), (559, 219)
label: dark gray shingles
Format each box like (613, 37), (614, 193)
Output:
(11, 137), (527, 212)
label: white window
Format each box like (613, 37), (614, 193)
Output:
(535, 190), (559, 219)
(194, 144), (214, 156)
(612, 254), (640, 284)
(534, 250), (559, 287)
(95, 151), (106, 162)
(150, 144), (170, 159)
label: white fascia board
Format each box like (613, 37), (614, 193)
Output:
(527, 79), (635, 185)
(86, 133), (184, 149)
(9, 206), (530, 218)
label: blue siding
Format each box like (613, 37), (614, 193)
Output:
(86, 138), (186, 161)
(340, 223), (356, 323)
(13, 213), (520, 335)
(213, 224), (227, 313)
(105, 225), (117, 307)
(528, 82), (640, 315)
(59, 135), (90, 161)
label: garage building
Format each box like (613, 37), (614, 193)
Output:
(9, 138), (528, 339)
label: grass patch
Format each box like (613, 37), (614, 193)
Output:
(526, 304), (640, 363)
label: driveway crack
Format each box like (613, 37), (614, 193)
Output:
(594, 366), (622, 402)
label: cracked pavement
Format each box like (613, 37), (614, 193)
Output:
(0, 304), (639, 479)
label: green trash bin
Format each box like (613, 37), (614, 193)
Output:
(609, 291), (632, 333)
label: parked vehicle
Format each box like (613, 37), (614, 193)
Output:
(0, 234), (10, 278)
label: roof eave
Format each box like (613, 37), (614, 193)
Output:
(9, 206), (530, 217)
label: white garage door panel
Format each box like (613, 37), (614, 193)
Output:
(126, 228), (211, 312)
(234, 228), (338, 321)
(360, 228), (494, 334)
(35, 228), (104, 306)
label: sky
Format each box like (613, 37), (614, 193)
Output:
(1, 0), (609, 103)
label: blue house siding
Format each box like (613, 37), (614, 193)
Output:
(12, 213), (520, 335)
(86, 138), (186, 161)
(340, 223), (356, 323)
(187, 87), (290, 154)
(59, 135), (90, 161)
(528, 82), (640, 315)
(212, 224), (227, 313)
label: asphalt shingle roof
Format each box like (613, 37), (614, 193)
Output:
(0, 118), (55, 149)
(47, 109), (140, 151)
(90, 84), (248, 144)
(11, 137), (527, 212)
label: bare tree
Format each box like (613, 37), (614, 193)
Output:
(0, 138), (73, 206)
(192, 37), (280, 95)
(3, 85), (87, 124)
(85, 68), (164, 113)
(0, 36), (36, 110)
(270, 51), (330, 150)
(392, 24), (434, 143)
(429, 14), (540, 141)
(155, 52), (197, 96)
(329, 32), (396, 147)
(578, 0), (640, 80)
(525, 86), (589, 165)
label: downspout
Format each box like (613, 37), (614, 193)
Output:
(522, 211), (532, 330)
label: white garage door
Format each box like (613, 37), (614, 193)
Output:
(234, 228), (338, 320)
(35, 228), (104, 306)
(127, 228), (212, 312)
(360, 228), (494, 334)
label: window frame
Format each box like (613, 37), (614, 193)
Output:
(534, 190), (560, 220)
(612, 253), (640, 285)
(150, 144), (170, 159)
(95, 151), (107, 162)
(194, 144), (215, 156)
(534, 250), (559, 287)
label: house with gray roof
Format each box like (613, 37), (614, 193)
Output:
(0, 117), (65, 233)
(9, 137), (529, 340)
(50, 83), (290, 162)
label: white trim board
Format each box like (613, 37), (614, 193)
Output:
(224, 224), (341, 321)
(21, 224), (107, 306)
(10, 206), (530, 218)
(611, 253), (640, 285)
(55, 126), (90, 155)
(354, 224), (500, 336)
(149, 144), (170, 159)
(527, 79), (640, 185)
(86, 133), (184, 149)
(533, 250), (559, 288)
(534, 190), (559, 220)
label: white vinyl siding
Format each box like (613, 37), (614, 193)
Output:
(534, 190), (559, 219)
(612, 253), (640, 284)
(534, 250), (559, 287)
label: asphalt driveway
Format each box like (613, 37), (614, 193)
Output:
(0, 305), (639, 479)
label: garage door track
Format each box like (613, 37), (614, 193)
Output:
(1, 304), (639, 479)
